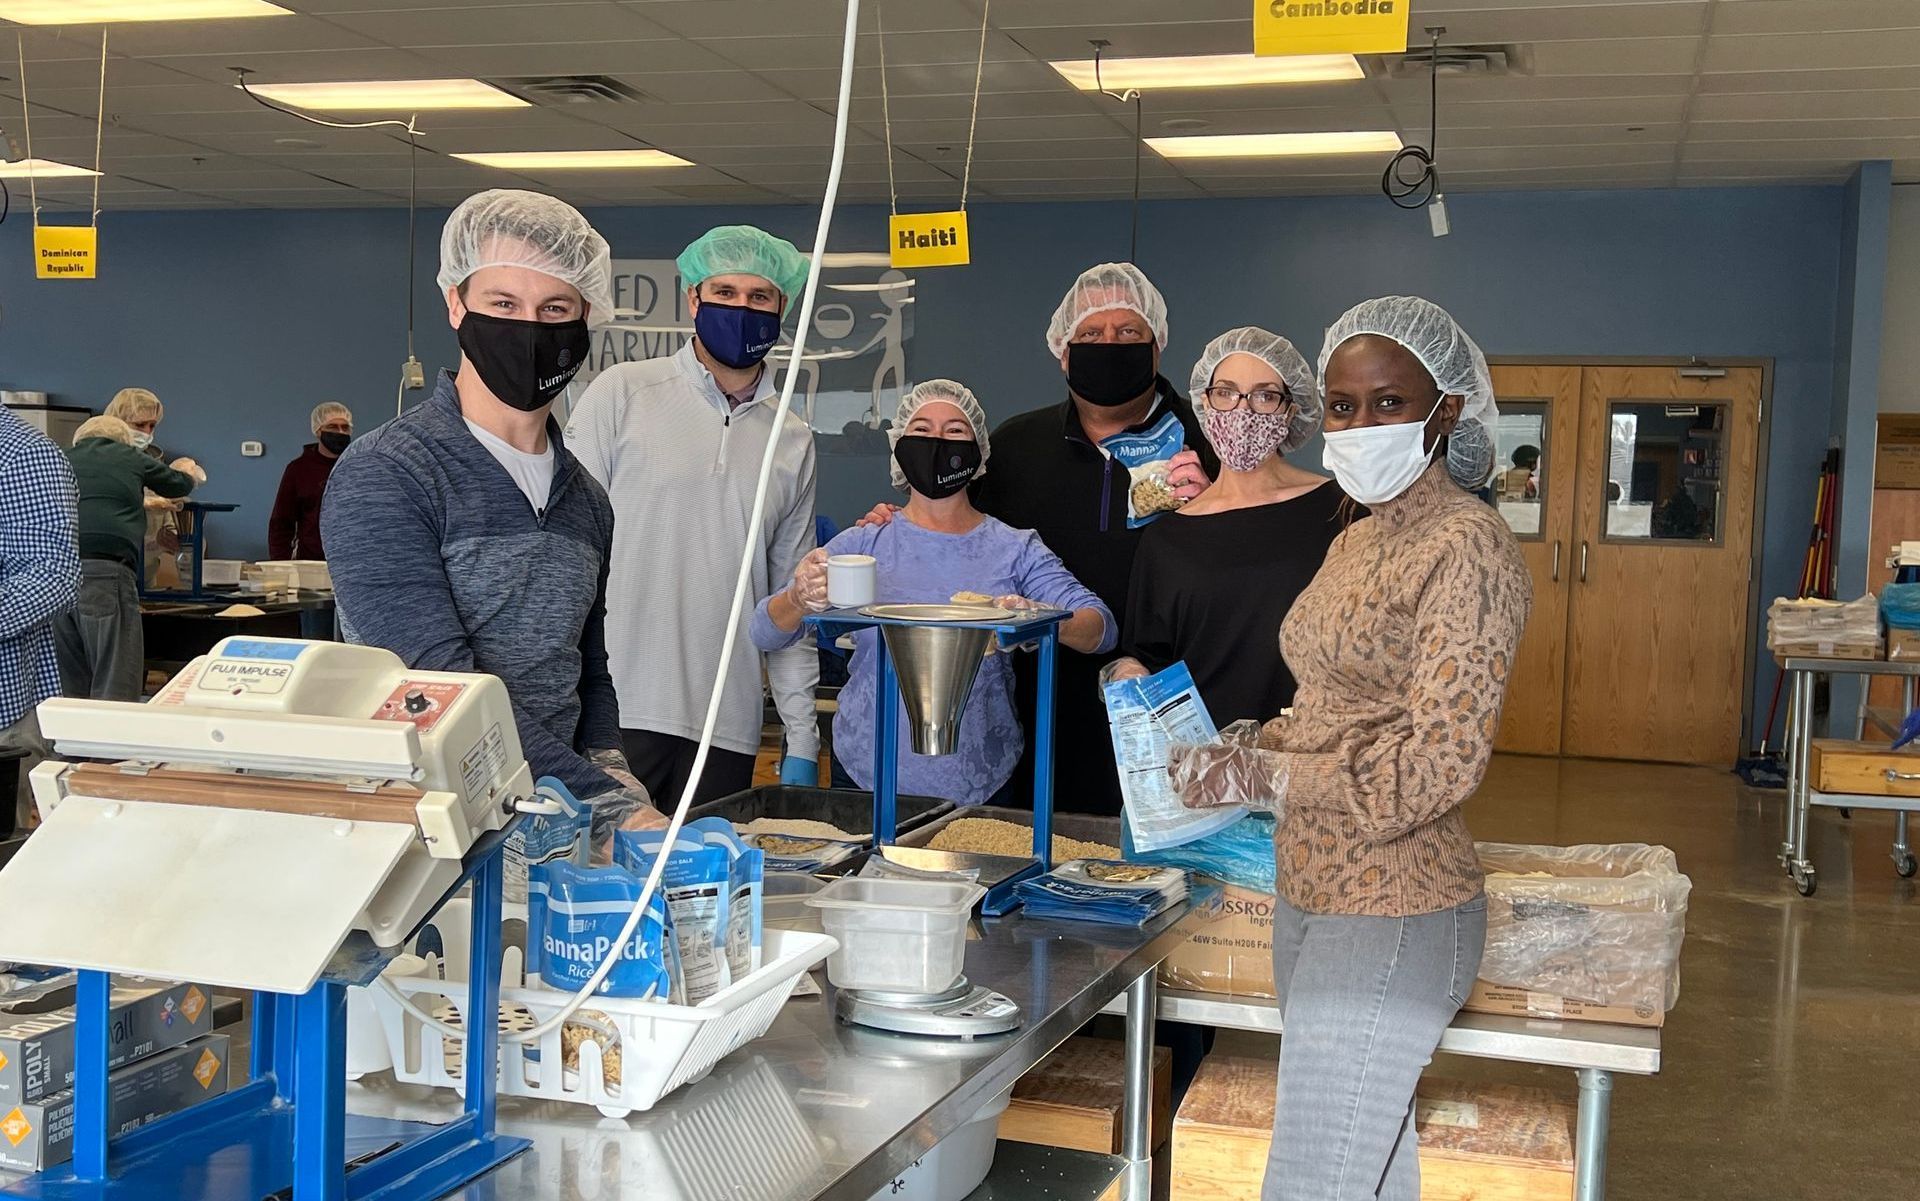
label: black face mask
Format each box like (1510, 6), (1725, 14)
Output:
(456, 310), (591, 412)
(318, 430), (352, 455)
(1066, 341), (1157, 408)
(895, 435), (981, 499)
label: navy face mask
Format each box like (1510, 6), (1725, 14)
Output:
(694, 300), (782, 370)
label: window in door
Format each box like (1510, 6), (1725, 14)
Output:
(1492, 403), (1548, 540)
(1603, 402), (1727, 544)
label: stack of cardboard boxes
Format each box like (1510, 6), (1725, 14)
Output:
(0, 979), (230, 1172)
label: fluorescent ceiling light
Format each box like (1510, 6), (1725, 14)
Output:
(453, 149), (692, 170)
(0, 1), (290, 21)
(1050, 52), (1361, 91)
(1147, 130), (1403, 159)
(245, 79), (526, 112)
(0, 159), (101, 178)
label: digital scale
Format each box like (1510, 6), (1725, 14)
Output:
(836, 980), (1022, 1039)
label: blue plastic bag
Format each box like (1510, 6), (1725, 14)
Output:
(1884, 583), (1920, 631)
(1127, 813), (1277, 893)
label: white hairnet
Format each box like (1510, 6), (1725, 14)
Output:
(437, 189), (615, 321)
(1318, 296), (1498, 489)
(1045, 262), (1169, 358)
(73, 415), (132, 446)
(1189, 327), (1322, 454)
(310, 402), (352, 434)
(889, 378), (990, 491)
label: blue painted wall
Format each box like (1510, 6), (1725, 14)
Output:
(0, 185), (1849, 740)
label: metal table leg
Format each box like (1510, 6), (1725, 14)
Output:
(1780, 669), (1804, 869)
(1789, 670), (1818, 895)
(1574, 1067), (1613, 1201)
(1121, 969), (1156, 1165)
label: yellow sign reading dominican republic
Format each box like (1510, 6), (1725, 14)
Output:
(34, 225), (97, 279)
(889, 210), (970, 269)
(1255, 0), (1409, 57)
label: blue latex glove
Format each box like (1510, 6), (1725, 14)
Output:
(779, 756), (817, 787)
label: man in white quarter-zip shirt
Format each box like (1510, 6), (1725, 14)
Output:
(567, 225), (820, 808)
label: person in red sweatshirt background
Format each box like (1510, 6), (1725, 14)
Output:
(268, 402), (354, 560)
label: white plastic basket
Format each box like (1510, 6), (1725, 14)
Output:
(362, 899), (835, 1117)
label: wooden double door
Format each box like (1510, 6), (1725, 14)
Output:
(1490, 364), (1764, 765)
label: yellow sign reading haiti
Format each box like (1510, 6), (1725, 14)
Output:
(34, 225), (97, 280)
(1255, 0), (1409, 57)
(889, 210), (970, 269)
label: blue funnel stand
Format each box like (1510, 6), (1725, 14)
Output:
(3, 840), (529, 1201)
(807, 606), (1067, 914)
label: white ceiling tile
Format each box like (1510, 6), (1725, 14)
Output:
(1698, 65), (1920, 92)
(641, 0), (983, 39)
(323, 2), (670, 46)
(1690, 89), (1920, 121)
(1703, 29), (1920, 73)
(997, 23), (1252, 60)
(1713, 0), (1920, 36)
(1528, 37), (1704, 75)
(1375, 3), (1708, 43)
(408, 39), (739, 75)
(1417, 95), (1690, 127)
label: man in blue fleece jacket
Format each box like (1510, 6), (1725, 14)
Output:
(321, 189), (663, 844)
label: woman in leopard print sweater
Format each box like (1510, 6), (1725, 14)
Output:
(1175, 297), (1530, 1201)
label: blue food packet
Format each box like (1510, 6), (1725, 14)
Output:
(615, 827), (733, 1003)
(1101, 411), (1189, 528)
(512, 778), (591, 978)
(532, 861), (678, 1000)
(686, 818), (764, 978)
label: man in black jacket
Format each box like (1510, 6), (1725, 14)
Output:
(972, 263), (1218, 815)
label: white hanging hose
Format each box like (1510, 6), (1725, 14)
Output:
(377, 0), (864, 1046)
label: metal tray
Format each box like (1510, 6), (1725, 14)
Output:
(897, 805), (1123, 853)
(689, 785), (954, 842)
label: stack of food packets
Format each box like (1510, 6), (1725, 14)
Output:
(615, 818), (764, 1005)
(529, 862), (680, 1001)
(743, 832), (865, 874)
(1014, 860), (1187, 927)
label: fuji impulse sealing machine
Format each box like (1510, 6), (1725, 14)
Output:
(0, 637), (540, 1201)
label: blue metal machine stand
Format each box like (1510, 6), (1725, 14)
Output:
(141, 500), (241, 602)
(807, 606), (1065, 915)
(3, 837), (528, 1201)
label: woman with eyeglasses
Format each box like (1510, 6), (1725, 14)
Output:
(1106, 328), (1353, 724)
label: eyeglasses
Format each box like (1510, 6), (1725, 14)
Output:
(1202, 385), (1291, 414)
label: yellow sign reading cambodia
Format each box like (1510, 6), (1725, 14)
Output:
(1255, 0), (1410, 57)
(889, 210), (970, 269)
(34, 225), (97, 279)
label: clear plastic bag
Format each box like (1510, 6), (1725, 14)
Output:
(1767, 594), (1880, 648)
(1476, 842), (1691, 1012)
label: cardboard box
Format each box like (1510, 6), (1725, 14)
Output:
(1878, 415), (1920, 490)
(1157, 885), (1276, 999)
(1771, 641), (1881, 662)
(0, 1034), (230, 1171)
(1889, 629), (1920, 662)
(0, 981), (212, 1104)
(1171, 1056), (1575, 1201)
(1459, 979), (1664, 1029)
(998, 1037), (1173, 1156)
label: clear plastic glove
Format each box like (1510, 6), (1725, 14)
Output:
(789, 547), (830, 613)
(1168, 719), (1289, 815)
(994, 594), (1042, 612)
(854, 502), (901, 529)
(1099, 657), (1151, 690)
(144, 494), (184, 512)
(587, 785), (666, 862)
(779, 756), (817, 786)
(1165, 449), (1211, 502)
(169, 456), (207, 485)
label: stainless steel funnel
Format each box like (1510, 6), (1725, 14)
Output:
(869, 604), (999, 756)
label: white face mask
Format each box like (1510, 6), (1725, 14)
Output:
(1320, 403), (1442, 506)
(128, 431), (153, 451)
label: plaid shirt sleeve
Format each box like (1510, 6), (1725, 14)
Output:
(0, 414), (80, 726)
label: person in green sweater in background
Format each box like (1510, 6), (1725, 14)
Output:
(54, 415), (203, 701)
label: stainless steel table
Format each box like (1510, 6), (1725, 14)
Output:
(1101, 988), (1661, 1201)
(344, 902), (1207, 1201)
(1777, 655), (1920, 896)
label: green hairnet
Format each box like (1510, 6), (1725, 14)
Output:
(677, 225), (810, 306)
